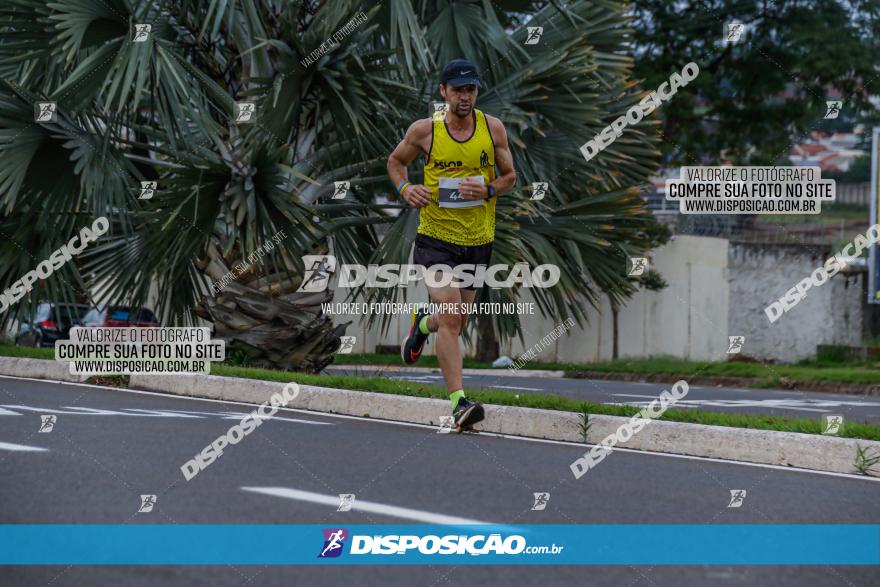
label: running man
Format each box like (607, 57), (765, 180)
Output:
(386, 58), (517, 431)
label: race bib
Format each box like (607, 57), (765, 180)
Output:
(438, 176), (485, 209)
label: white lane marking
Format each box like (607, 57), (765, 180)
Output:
(115, 408), (205, 418)
(0, 407), (22, 416)
(609, 400), (829, 414)
(4, 375), (879, 483)
(611, 394), (880, 411)
(608, 402), (694, 410)
(581, 380), (871, 398)
(124, 408), (333, 426)
(0, 405), (129, 416)
(497, 385), (541, 391)
(0, 441), (47, 452)
(0, 404), (332, 425)
(241, 486), (495, 525)
(396, 376), (445, 382)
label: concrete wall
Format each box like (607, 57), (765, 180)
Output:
(727, 242), (864, 363)
(499, 235), (730, 363)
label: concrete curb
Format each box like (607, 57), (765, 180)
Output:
(329, 364), (566, 378)
(123, 372), (880, 478)
(572, 370), (880, 396)
(1, 358), (877, 478)
(0, 357), (89, 384)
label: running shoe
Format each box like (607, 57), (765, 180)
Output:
(401, 308), (431, 365)
(452, 396), (485, 430)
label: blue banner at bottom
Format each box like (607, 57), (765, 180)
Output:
(1, 525), (878, 565)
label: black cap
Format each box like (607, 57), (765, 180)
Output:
(440, 59), (481, 88)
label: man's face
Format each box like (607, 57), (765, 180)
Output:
(439, 83), (478, 117)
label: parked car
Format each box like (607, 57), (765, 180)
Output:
(16, 303), (91, 348)
(80, 306), (160, 327)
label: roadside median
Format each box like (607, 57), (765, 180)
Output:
(1, 355), (878, 478)
(330, 364), (565, 378)
(338, 353), (880, 395)
(126, 373), (880, 478)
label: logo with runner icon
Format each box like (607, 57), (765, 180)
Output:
(38, 414), (56, 433)
(332, 181), (350, 199)
(627, 257), (648, 276)
(337, 336), (356, 354)
(531, 492), (550, 511)
(531, 182), (548, 201)
(525, 27), (543, 45)
(824, 101), (842, 119)
(319, 528), (348, 558)
(727, 336), (745, 354)
(337, 494), (356, 512)
(138, 494), (157, 513)
(822, 414), (844, 435)
(297, 255), (336, 292)
(725, 22), (746, 44)
(727, 489), (746, 508)
(35, 102), (57, 123)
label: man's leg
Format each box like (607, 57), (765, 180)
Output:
(401, 234), (487, 427)
(421, 281), (483, 428)
(424, 279), (467, 394)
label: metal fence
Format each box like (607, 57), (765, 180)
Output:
(675, 216), (864, 244)
(835, 182), (871, 207)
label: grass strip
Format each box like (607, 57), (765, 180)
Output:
(337, 353), (880, 386)
(211, 364), (880, 441)
(3, 344), (879, 441)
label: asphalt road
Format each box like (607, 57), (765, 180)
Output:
(326, 365), (880, 423)
(1, 375), (878, 586)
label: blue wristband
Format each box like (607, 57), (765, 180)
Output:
(397, 181), (410, 194)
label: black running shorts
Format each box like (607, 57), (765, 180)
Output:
(412, 234), (493, 291)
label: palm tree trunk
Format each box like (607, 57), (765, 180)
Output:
(611, 303), (619, 360)
(194, 238), (347, 372)
(474, 314), (499, 363)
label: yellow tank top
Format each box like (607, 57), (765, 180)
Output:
(419, 108), (497, 246)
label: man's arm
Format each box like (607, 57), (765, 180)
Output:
(488, 116), (516, 196)
(387, 120), (432, 208)
(460, 115), (516, 200)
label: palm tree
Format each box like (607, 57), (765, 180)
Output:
(0, 0), (665, 371)
(359, 1), (668, 356)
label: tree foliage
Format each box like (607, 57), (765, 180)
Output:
(631, 0), (880, 165)
(0, 0), (671, 364)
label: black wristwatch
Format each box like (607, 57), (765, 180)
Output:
(486, 185), (496, 200)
